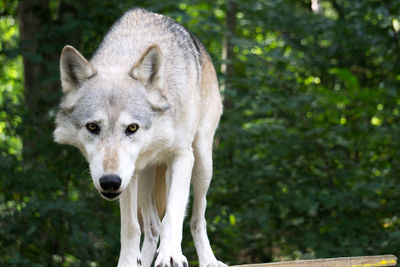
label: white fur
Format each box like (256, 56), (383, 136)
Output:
(119, 177), (141, 267)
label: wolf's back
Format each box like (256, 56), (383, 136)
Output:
(90, 8), (202, 76)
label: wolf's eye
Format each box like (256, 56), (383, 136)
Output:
(86, 122), (100, 135)
(125, 123), (139, 135)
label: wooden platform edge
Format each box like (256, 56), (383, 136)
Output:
(229, 254), (397, 267)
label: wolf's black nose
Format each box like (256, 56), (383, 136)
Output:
(100, 175), (122, 191)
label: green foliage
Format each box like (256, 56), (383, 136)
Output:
(208, 0), (400, 262)
(1, 0), (400, 266)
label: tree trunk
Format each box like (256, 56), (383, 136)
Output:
(18, 0), (54, 160)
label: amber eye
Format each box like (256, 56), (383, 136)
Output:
(125, 123), (139, 135)
(86, 122), (100, 135)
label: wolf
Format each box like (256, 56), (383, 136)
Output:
(54, 8), (225, 267)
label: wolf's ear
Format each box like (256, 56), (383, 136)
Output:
(130, 45), (163, 89)
(60, 45), (96, 93)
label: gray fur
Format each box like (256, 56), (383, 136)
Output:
(91, 8), (202, 85)
(60, 79), (154, 130)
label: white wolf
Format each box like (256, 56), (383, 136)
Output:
(54, 8), (225, 267)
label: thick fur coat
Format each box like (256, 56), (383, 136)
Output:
(54, 8), (224, 267)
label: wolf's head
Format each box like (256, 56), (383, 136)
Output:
(54, 45), (169, 200)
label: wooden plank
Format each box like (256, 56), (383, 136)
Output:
(230, 255), (397, 267)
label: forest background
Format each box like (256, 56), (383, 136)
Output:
(1, 0), (400, 266)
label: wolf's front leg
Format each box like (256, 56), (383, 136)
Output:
(118, 177), (142, 267)
(155, 149), (194, 267)
(138, 165), (161, 267)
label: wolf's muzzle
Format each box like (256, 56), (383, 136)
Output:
(99, 175), (122, 200)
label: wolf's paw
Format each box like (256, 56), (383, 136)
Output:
(118, 247), (141, 267)
(155, 251), (188, 267)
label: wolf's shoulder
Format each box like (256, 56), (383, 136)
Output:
(92, 8), (201, 69)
